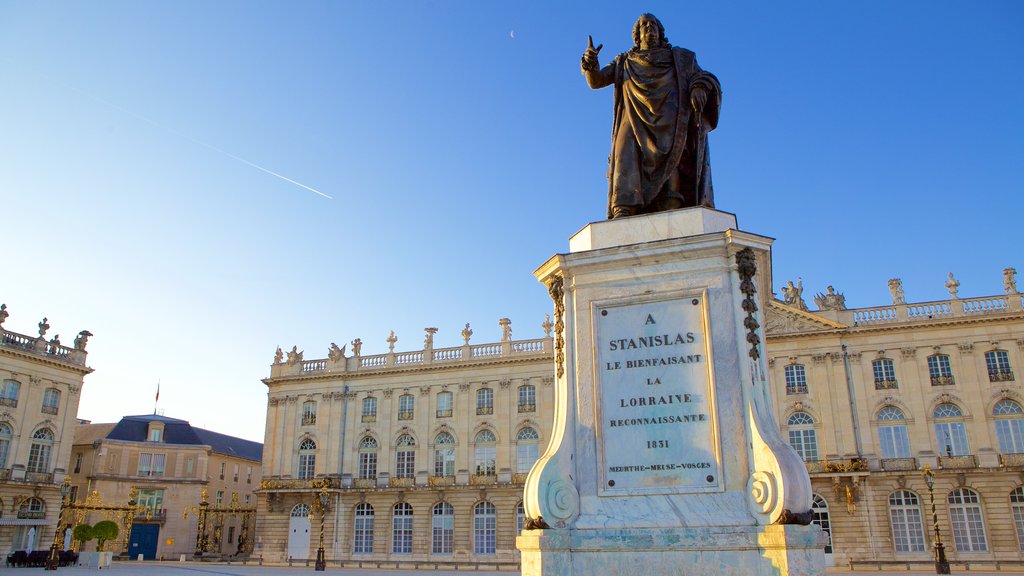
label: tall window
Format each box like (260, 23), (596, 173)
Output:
(787, 412), (818, 461)
(888, 490), (926, 552)
(433, 432), (455, 478)
(41, 388), (60, 415)
(933, 403), (970, 456)
(784, 364), (808, 395)
(518, 384), (536, 413)
(1011, 487), (1024, 551)
(358, 436), (378, 479)
(137, 488), (164, 515)
(948, 488), (988, 552)
(436, 392), (453, 418)
(516, 501), (526, 534)
(301, 401), (317, 426)
(473, 501), (497, 555)
(395, 434), (416, 478)
(811, 494), (832, 554)
(0, 380), (20, 407)
(392, 502), (413, 554)
(0, 423), (11, 468)
(137, 453), (165, 476)
(476, 388), (494, 415)
(233, 464), (239, 482)
(27, 428), (54, 473)
(994, 399), (1024, 454)
(362, 397), (377, 422)
(928, 354), (954, 386)
(297, 438), (316, 479)
(474, 430), (497, 476)
(353, 503), (374, 554)
(985, 350), (1014, 382)
(432, 502), (454, 554)
(516, 427), (540, 474)
(873, 358), (898, 389)
(878, 406), (911, 459)
(398, 394), (415, 420)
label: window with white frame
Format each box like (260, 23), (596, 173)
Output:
(41, 388), (60, 415)
(784, 364), (808, 395)
(872, 358), (898, 389)
(0, 423), (11, 468)
(433, 432), (455, 477)
(395, 434), (415, 478)
(933, 403), (970, 456)
(301, 401), (317, 426)
(476, 388), (494, 415)
(27, 428), (53, 473)
(358, 436), (378, 479)
(928, 354), (954, 386)
(136, 489), (163, 517)
(516, 500), (526, 534)
(518, 384), (536, 413)
(398, 394), (415, 420)
(516, 427), (540, 474)
(888, 490), (926, 552)
(353, 503), (374, 554)
(948, 488), (988, 552)
(474, 430), (497, 476)
(362, 397), (377, 422)
(137, 453), (165, 476)
(436, 392), (453, 418)
(473, 501), (497, 555)
(0, 380), (20, 407)
(994, 399), (1024, 454)
(787, 412), (818, 461)
(878, 406), (911, 459)
(432, 502), (454, 554)
(811, 494), (832, 554)
(392, 502), (413, 554)
(1011, 487), (1024, 551)
(297, 438), (316, 479)
(985, 350), (1014, 382)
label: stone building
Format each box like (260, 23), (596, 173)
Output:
(69, 414), (262, 560)
(0, 305), (92, 553)
(256, 320), (553, 565)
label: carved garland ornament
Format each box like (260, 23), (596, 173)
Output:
(547, 276), (566, 379)
(735, 248), (760, 361)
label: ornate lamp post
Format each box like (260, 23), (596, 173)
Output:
(922, 466), (951, 574)
(45, 477), (72, 570)
(314, 483), (330, 571)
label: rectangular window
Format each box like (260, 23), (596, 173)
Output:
(233, 464), (239, 482)
(151, 454), (165, 476)
(227, 526), (235, 544)
(247, 466), (252, 484)
(436, 392), (452, 418)
(476, 388), (494, 415)
(137, 489), (164, 515)
(137, 453), (152, 476)
(148, 428), (162, 442)
(784, 365), (808, 395)
(302, 401), (317, 426)
(73, 453), (83, 474)
(219, 462), (225, 480)
(186, 457), (194, 476)
(986, 350), (1014, 382)
(396, 450), (415, 478)
(358, 452), (378, 479)
(398, 395), (415, 420)
(928, 354), (954, 386)
(41, 389), (60, 415)
(518, 385), (536, 413)
(362, 397), (377, 423)
(0, 380), (20, 408)
(873, 359), (898, 389)
(216, 490), (224, 505)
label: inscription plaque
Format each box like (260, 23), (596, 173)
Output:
(595, 293), (720, 495)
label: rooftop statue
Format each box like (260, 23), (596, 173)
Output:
(582, 14), (721, 219)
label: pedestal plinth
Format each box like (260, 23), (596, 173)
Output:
(518, 208), (824, 576)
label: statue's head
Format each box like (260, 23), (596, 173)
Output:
(632, 13), (668, 50)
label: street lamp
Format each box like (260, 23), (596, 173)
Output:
(922, 466), (951, 574)
(45, 477), (72, 570)
(314, 483), (330, 571)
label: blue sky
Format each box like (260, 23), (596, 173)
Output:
(1, 1), (1021, 442)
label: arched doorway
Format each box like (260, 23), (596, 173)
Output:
(287, 504), (311, 560)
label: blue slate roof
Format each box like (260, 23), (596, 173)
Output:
(105, 414), (262, 462)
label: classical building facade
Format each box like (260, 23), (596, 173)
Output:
(258, 272), (1024, 567)
(0, 306), (92, 554)
(69, 414), (263, 560)
(256, 320), (553, 565)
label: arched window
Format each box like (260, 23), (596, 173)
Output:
(398, 394), (415, 420)
(432, 502), (454, 554)
(787, 412), (818, 462)
(291, 503), (310, 517)
(362, 397), (377, 422)
(473, 501), (497, 555)
(948, 488), (987, 551)
(476, 388), (494, 415)
(811, 494), (832, 554)
(301, 401), (316, 426)
(878, 406), (911, 459)
(433, 433), (455, 478)
(784, 364), (808, 395)
(1010, 487), (1024, 551)
(888, 490), (926, 552)
(297, 438), (316, 479)
(928, 354), (954, 386)
(0, 423), (11, 469)
(933, 403), (970, 456)
(985, 350), (1014, 382)
(994, 399), (1024, 454)
(395, 434), (416, 479)
(516, 501), (526, 534)
(358, 436), (378, 479)
(474, 430), (497, 476)
(873, 358), (898, 389)
(41, 388), (60, 415)
(516, 427), (540, 474)
(518, 384), (536, 413)
(436, 392), (453, 418)
(0, 380), (19, 407)
(353, 503), (374, 554)
(17, 497), (45, 519)
(392, 502), (413, 554)
(27, 428), (54, 473)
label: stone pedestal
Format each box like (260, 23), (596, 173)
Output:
(518, 208), (824, 576)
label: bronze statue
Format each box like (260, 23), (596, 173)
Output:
(582, 14), (721, 219)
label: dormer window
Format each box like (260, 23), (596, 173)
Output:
(148, 424), (164, 442)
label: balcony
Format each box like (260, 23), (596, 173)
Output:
(301, 415), (316, 426)
(874, 379), (898, 390)
(476, 406), (493, 416)
(805, 458), (868, 474)
(135, 508), (167, 523)
(361, 414), (376, 423)
(24, 471), (54, 484)
(512, 473), (528, 485)
(436, 409), (452, 418)
(428, 476), (454, 487)
(389, 476), (414, 488)
(785, 385), (808, 395)
(353, 477), (376, 489)
(1000, 453), (1024, 467)
(259, 477), (340, 491)
(938, 454), (977, 469)
(880, 457), (917, 471)
(397, 411), (413, 421)
(930, 375), (955, 386)
(989, 370), (1015, 382)
(518, 403), (535, 413)
(0, 398), (17, 408)
(41, 405), (58, 415)
(470, 474), (497, 486)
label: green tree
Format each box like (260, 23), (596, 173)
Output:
(92, 520), (119, 551)
(72, 523), (94, 550)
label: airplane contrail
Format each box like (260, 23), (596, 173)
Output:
(4, 58), (332, 200)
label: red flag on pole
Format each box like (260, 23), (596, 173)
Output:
(155, 381), (160, 402)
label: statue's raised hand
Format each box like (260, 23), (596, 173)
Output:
(582, 35), (603, 71)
